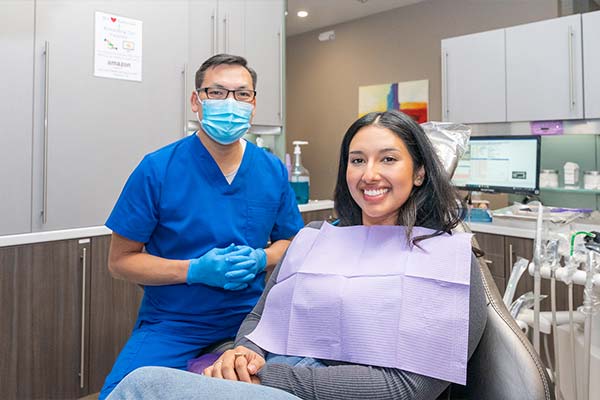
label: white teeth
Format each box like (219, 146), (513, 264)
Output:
(363, 188), (389, 196)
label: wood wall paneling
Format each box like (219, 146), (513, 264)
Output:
(88, 235), (143, 393)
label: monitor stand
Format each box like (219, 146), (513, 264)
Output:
(520, 194), (541, 205)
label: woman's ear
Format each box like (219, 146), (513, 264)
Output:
(414, 167), (426, 186)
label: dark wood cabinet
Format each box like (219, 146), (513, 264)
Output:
(0, 239), (88, 399)
(473, 232), (506, 294)
(88, 235), (143, 393)
(504, 235), (535, 301)
(474, 232), (535, 300)
(0, 235), (143, 399)
(30, 239), (88, 399)
(0, 244), (33, 398)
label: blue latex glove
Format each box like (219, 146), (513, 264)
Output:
(187, 244), (256, 290)
(224, 246), (267, 282)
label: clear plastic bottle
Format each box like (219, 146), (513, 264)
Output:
(290, 141), (310, 204)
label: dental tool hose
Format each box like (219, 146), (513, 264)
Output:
(566, 231), (592, 400)
(568, 281), (578, 400)
(582, 232), (599, 400)
(548, 240), (563, 400)
(533, 202), (543, 354)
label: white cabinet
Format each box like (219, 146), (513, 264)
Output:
(506, 14), (583, 121)
(218, 0), (246, 55)
(187, 0), (217, 75)
(187, 0), (284, 127)
(187, 0), (244, 62)
(583, 10), (600, 119)
(441, 29), (506, 124)
(30, 0), (188, 232)
(246, 0), (284, 126)
(0, 1), (34, 235)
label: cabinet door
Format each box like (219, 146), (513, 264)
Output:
(441, 29), (506, 124)
(583, 10), (600, 119)
(473, 232), (506, 294)
(187, 0), (218, 129)
(504, 236), (535, 302)
(33, 240), (87, 399)
(0, 245), (33, 400)
(88, 235), (143, 393)
(0, 1), (34, 235)
(217, 0), (246, 55)
(506, 14), (583, 121)
(32, 1), (188, 232)
(1, 240), (87, 399)
(245, 0), (284, 126)
(188, 0), (218, 87)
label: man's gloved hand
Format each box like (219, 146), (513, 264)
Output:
(226, 246), (267, 278)
(187, 244), (257, 290)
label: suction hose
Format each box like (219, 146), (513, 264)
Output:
(533, 202), (544, 354)
(548, 240), (563, 399)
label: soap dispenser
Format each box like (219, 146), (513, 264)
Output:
(290, 141), (310, 204)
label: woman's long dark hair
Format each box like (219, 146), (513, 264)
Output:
(333, 110), (463, 245)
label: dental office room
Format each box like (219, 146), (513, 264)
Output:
(2, 0), (600, 399)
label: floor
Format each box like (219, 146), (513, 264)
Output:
(79, 393), (99, 400)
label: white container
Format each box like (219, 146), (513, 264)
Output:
(563, 162), (580, 188)
(540, 169), (559, 188)
(583, 170), (600, 190)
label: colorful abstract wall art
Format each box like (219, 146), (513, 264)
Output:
(358, 80), (429, 123)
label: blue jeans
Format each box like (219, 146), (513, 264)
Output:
(106, 366), (301, 400)
(100, 323), (234, 399)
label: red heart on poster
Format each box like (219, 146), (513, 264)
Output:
(110, 17), (116, 22)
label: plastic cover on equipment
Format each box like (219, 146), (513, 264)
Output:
(421, 121), (471, 179)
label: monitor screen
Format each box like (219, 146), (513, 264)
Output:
(452, 135), (541, 194)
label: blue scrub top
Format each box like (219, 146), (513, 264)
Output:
(106, 134), (304, 334)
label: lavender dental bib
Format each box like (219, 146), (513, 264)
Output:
(246, 223), (474, 384)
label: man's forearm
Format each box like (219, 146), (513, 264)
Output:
(109, 251), (190, 286)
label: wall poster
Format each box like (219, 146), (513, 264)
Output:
(94, 11), (143, 81)
(358, 80), (429, 123)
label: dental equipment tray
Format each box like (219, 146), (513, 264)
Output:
(491, 205), (590, 224)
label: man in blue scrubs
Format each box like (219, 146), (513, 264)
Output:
(99, 54), (304, 399)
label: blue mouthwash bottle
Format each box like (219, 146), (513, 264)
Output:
(290, 141), (310, 204)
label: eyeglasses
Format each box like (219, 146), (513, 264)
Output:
(198, 87), (256, 102)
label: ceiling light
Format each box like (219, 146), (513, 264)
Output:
(297, 10), (308, 18)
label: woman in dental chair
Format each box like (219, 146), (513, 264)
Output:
(107, 110), (486, 400)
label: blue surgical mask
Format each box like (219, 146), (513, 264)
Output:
(199, 98), (253, 145)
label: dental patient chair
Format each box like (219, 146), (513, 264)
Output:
(190, 237), (554, 400)
(189, 124), (554, 399)
(442, 232), (554, 400)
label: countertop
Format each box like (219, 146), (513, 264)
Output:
(7, 201), (598, 248)
(466, 213), (600, 239)
(0, 199), (336, 247)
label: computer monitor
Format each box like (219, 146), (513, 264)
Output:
(452, 135), (541, 195)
